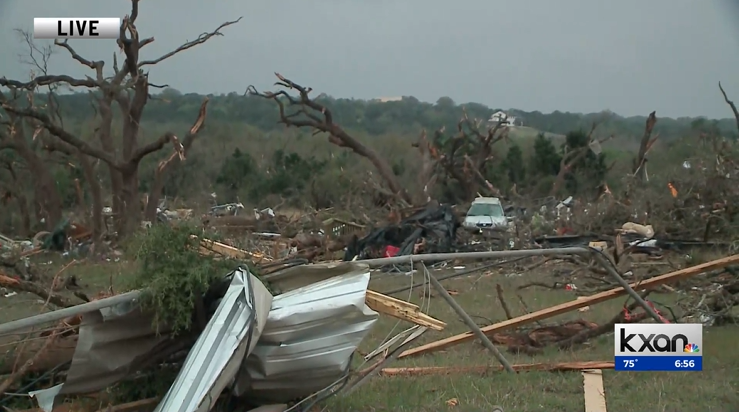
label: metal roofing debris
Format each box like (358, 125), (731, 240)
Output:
(154, 268), (273, 412)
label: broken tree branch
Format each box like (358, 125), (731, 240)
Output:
(0, 271), (73, 308)
(719, 82), (739, 133)
(138, 18), (243, 67)
(248, 74), (412, 204)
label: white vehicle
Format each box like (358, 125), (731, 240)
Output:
(462, 197), (509, 232)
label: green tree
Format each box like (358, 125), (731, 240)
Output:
(215, 148), (256, 201)
(502, 143), (526, 185)
(530, 133), (561, 177)
(255, 150), (327, 198)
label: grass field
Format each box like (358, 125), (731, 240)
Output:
(1, 255), (738, 412)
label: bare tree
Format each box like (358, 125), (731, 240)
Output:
(0, 32), (66, 230)
(248, 74), (413, 205)
(0, 155), (31, 235)
(0, 91), (64, 231)
(719, 82), (739, 134)
(0, 29), (108, 240)
(0, 0), (239, 237)
(415, 112), (508, 202)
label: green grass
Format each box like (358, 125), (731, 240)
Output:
(323, 264), (739, 412)
(508, 126), (563, 140)
(1, 256), (738, 411)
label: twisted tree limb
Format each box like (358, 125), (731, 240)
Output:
(249, 73), (412, 204)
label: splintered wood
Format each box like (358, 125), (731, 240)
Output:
(399, 254), (739, 358)
(193, 235), (271, 262)
(365, 290), (446, 331)
(582, 369), (608, 412)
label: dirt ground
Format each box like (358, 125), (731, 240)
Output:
(1, 255), (738, 412)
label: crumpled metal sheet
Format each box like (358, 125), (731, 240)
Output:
(30, 298), (168, 412)
(233, 262), (378, 402)
(154, 267), (273, 412)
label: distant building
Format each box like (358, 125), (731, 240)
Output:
(488, 110), (520, 127)
(373, 96), (403, 103)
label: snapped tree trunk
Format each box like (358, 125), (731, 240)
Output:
(16, 147), (62, 230)
(144, 99), (210, 222)
(76, 153), (104, 241)
(118, 167), (141, 237)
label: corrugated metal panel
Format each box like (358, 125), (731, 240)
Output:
(154, 267), (273, 412)
(29, 299), (167, 412)
(234, 265), (378, 402)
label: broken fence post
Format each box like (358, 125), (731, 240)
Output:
(590, 252), (665, 323)
(426, 267), (516, 373)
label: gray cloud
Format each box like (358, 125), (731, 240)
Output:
(1, 0), (738, 118)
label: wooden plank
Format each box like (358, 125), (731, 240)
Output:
(193, 235), (271, 262)
(583, 369), (608, 412)
(365, 290), (446, 331)
(380, 361), (615, 377)
(398, 254), (739, 358)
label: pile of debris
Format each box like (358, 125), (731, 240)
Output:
(0, 231), (447, 412)
(2, 176), (739, 411)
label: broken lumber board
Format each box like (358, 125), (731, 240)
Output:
(193, 235), (271, 262)
(399, 253), (739, 358)
(583, 369), (608, 412)
(380, 361), (615, 376)
(365, 290), (446, 331)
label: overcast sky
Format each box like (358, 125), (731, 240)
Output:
(1, 0), (738, 118)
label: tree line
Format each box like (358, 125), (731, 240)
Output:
(48, 88), (738, 141)
(1, 1), (737, 241)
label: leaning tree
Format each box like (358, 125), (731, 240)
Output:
(0, 0), (239, 238)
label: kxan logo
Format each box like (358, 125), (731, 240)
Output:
(614, 323), (703, 372)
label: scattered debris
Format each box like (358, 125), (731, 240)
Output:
(399, 254), (739, 358)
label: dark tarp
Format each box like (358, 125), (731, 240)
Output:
(343, 203), (459, 261)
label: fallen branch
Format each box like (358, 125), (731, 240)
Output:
(557, 291), (652, 350)
(0, 271), (72, 308)
(495, 284), (513, 320)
